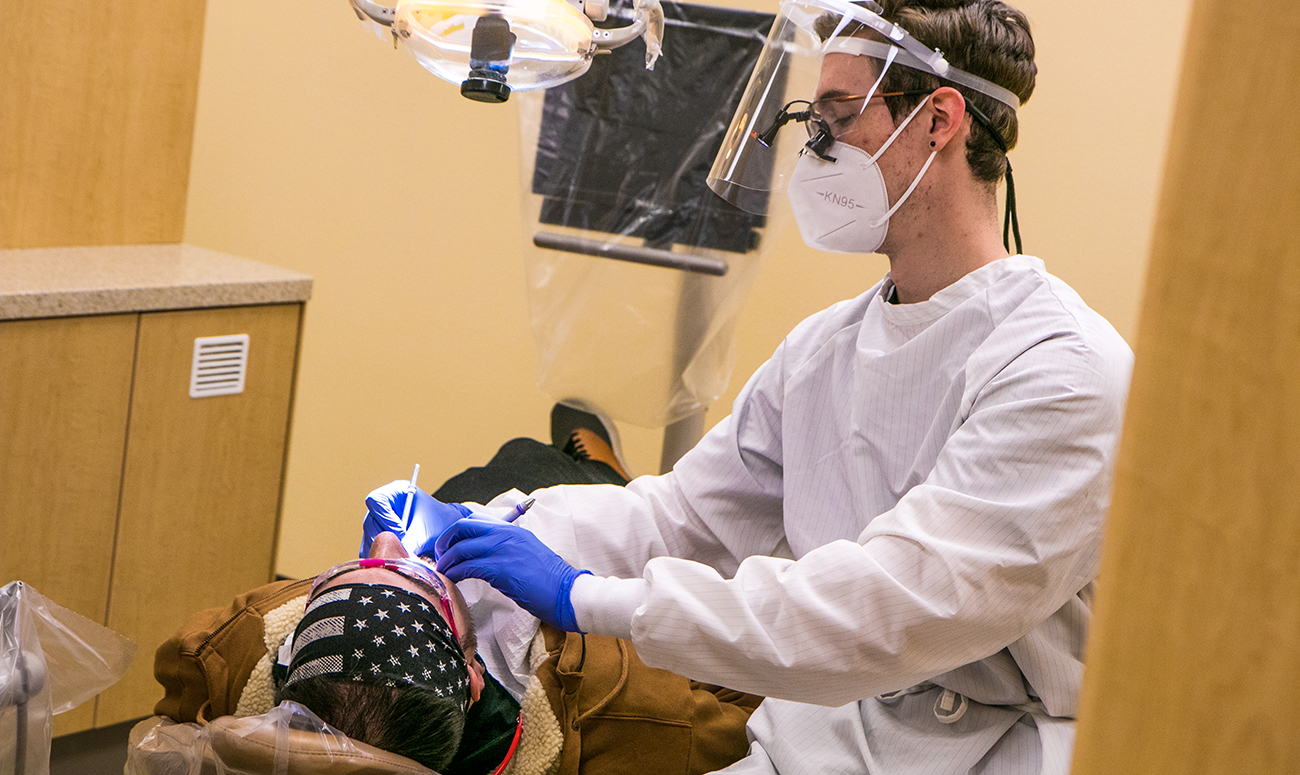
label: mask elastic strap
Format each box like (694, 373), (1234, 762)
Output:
(868, 95), (930, 164)
(866, 97), (935, 228)
(868, 149), (937, 228)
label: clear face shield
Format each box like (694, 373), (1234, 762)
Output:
(707, 0), (1022, 245)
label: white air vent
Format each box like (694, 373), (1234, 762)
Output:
(189, 334), (249, 398)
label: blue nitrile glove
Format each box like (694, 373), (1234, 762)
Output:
(359, 480), (474, 558)
(435, 518), (590, 632)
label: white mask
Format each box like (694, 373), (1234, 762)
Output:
(787, 97), (936, 254)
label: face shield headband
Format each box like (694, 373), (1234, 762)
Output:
(275, 583), (472, 711)
(707, 0), (1024, 253)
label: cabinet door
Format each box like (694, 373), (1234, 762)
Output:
(97, 304), (301, 726)
(0, 313), (138, 735)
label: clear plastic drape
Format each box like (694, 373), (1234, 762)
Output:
(126, 702), (436, 775)
(1, 581), (135, 775)
(519, 0), (781, 428)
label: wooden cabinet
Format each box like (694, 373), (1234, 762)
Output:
(0, 301), (303, 733)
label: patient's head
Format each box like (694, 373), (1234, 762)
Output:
(275, 532), (485, 771)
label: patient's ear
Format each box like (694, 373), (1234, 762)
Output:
(468, 656), (485, 704)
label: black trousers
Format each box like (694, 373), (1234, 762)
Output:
(432, 437), (628, 505)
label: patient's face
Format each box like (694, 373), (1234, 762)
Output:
(315, 533), (474, 650)
(311, 532), (485, 700)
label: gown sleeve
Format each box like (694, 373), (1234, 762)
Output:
(561, 330), (1130, 706)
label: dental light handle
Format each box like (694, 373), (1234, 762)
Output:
(350, 0), (396, 25)
(591, 16), (646, 49)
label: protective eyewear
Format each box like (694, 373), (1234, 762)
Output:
(309, 557), (460, 643)
(756, 90), (935, 162)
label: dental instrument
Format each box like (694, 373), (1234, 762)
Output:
(401, 463), (421, 528)
(504, 498), (535, 523)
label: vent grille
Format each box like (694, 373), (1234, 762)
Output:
(189, 334), (249, 398)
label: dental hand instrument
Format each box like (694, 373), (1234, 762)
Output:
(401, 463), (421, 527)
(504, 498), (536, 523)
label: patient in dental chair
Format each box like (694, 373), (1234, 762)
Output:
(144, 406), (761, 775)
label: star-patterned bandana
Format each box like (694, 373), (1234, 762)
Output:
(282, 583), (471, 709)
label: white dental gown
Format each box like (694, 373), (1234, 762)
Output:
(514, 256), (1133, 774)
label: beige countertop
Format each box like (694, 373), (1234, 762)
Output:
(0, 244), (312, 320)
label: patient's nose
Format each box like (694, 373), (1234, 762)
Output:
(368, 531), (410, 559)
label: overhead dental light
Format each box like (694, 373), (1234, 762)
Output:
(348, 0), (664, 102)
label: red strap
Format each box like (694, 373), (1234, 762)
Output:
(489, 714), (524, 775)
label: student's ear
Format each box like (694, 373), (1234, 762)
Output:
(927, 86), (968, 152)
(468, 656), (486, 704)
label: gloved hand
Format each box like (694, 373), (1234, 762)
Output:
(435, 518), (590, 632)
(359, 480), (474, 558)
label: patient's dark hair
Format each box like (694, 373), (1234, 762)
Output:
(276, 678), (466, 771)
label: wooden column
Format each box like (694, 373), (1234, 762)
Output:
(0, 0), (206, 248)
(1071, 2), (1300, 773)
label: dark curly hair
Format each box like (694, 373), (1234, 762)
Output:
(817, 0), (1036, 185)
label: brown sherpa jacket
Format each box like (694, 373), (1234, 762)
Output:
(153, 579), (762, 775)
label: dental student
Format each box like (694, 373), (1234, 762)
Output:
(366, 1), (1133, 771)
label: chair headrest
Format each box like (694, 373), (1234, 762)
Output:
(128, 705), (437, 775)
(207, 713), (436, 775)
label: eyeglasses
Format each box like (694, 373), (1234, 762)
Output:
(754, 90), (935, 162)
(310, 557), (460, 643)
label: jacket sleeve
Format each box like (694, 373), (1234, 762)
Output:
(153, 579), (312, 723)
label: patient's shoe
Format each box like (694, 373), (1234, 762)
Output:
(565, 428), (632, 481)
(551, 401), (630, 480)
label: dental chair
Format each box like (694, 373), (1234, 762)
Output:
(127, 702), (436, 775)
(125, 575), (438, 775)
(127, 567), (762, 775)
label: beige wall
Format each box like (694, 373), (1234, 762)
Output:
(184, 0), (1191, 579)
